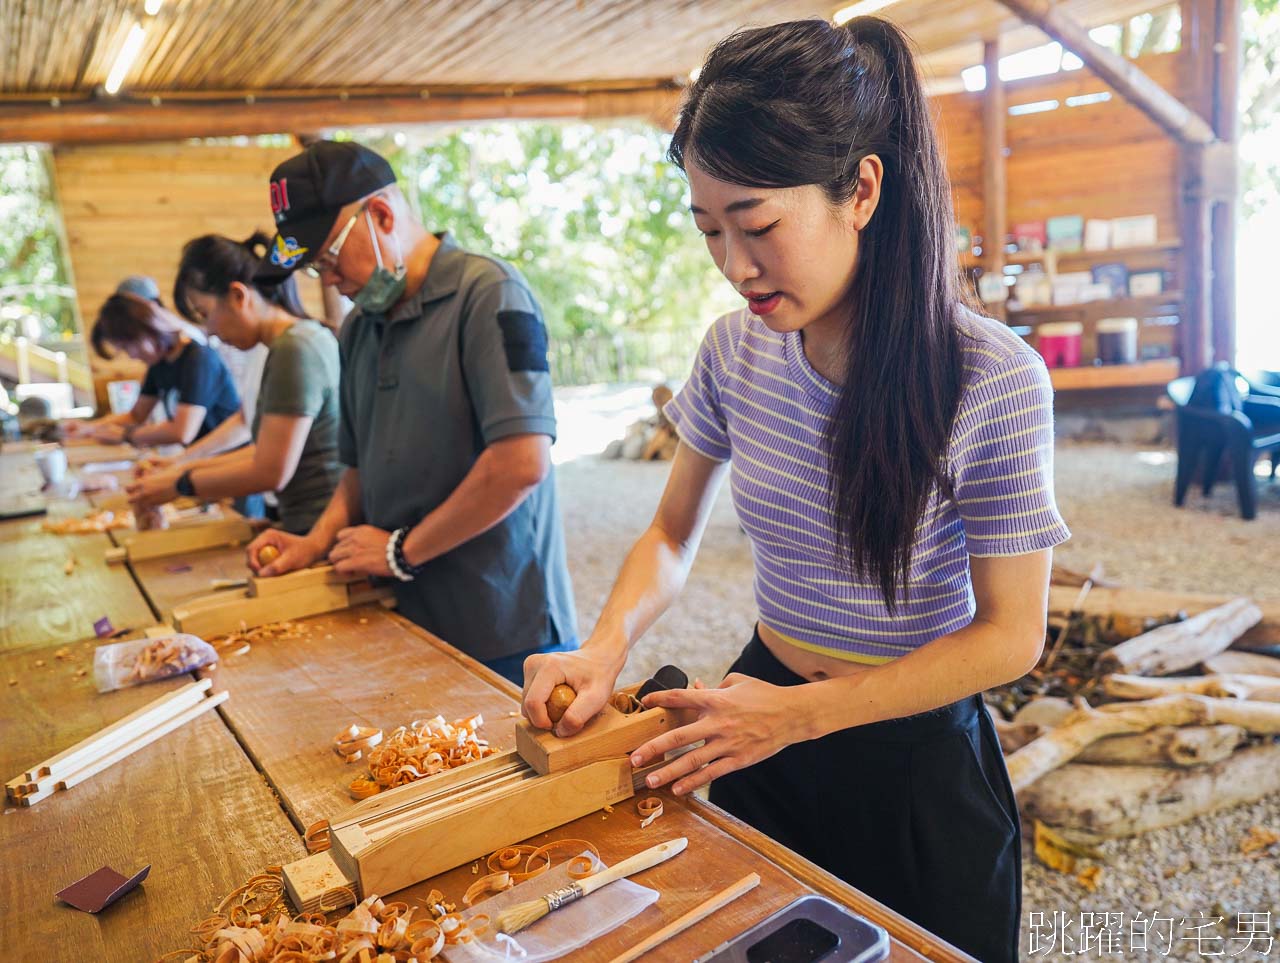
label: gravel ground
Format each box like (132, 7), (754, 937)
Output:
(552, 389), (1279, 962)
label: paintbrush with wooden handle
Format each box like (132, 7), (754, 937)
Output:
(495, 837), (688, 935)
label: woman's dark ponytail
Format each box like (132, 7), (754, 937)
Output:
(173, 232), (307, 323)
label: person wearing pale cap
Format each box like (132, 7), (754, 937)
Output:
(116, 274), (162, 302)
(247, 140), (577, 684)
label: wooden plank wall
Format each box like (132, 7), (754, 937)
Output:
(934, 51), (1183, 250)
(53, 140), (326, 385)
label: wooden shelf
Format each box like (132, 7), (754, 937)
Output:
(961, 239), (1181, 271)
(1048, 359), (1181, 391)
(1006, 291), (1183, 321)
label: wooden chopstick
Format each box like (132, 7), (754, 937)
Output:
(605, 871), (761, 963)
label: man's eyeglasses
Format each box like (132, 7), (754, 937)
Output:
(303, 206), (363, 278)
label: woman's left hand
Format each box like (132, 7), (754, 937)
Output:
(629, 674), (815, 796)
(126, 471), (179, 508)
(329, 525), (393, 578)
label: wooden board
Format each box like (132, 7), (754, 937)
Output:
(1049, 584), (1280, 649)
(126, 543), (253, 620)
(0, 522), (156, 654)
(0, 641), (305, 963)
(175, 606), (524, 829)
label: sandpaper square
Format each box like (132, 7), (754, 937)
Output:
(56, 864), (150, 913)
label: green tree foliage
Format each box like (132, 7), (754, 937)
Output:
(353, 123), (738, 343)
(1243, 0), (1280, 214)
(0, 146), (77, 344)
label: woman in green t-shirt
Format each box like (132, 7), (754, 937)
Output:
(128, 233), (343, 534)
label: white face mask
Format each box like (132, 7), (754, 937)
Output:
(352, 209), (406, 314)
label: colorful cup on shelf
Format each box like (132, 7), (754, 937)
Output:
(1036, 322), (1083, 368)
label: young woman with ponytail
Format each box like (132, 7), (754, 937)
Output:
(522, 18), (1069, 961)
(127, 233), (343, 535)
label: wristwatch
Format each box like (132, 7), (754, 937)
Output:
(175, 470), (196, 498)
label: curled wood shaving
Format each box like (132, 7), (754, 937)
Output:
(337, 714), (496, 799)
(463, 872), (512, 907)
(567, 855), (595, 880)
(42, 509), (135, 534)
(303, 820), (331, 854)
(637, 796), (664, 827)
(611, 691), (642, 714)
(164, 874), (454, 962)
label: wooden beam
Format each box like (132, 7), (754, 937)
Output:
(981, 39), (1008, 322)
(994, 0), (1216, 146)
(0, 87), (683, 146)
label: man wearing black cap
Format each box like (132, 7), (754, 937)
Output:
(246, 140), (577, 683)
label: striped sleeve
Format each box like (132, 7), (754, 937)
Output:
(664, 319), (732, 462)
(949, 351), (1071, 557)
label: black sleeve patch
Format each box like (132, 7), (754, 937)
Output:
(496, 309), (550, 373)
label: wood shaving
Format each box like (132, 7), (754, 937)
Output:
(637, 796), (664, 827)
(1076, 865), (1103, 891)
(335, 714), (497, 799)
(42, 509), (135, 534)
(1240, 825), (1279, 857)
(63, 555), (76, 575)
(304, 820), (331, 854)
(159, 869), (456, 961)
(463, 871), (512, 906)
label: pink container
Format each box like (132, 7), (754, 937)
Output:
(1036, 321), (1083, 368)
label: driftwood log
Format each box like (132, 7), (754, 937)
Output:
(1103, 673), (1280, 702)
(1005, 694), (1280, 791)
(1019, 742), (1280, 842)
(992, 700), (1245, 765)
(1096, 598), (1262, 676)
(1073, 724), (1245, 766)
(1202, 651), (1280, 677)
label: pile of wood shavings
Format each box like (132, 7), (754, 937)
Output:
(41, 509), (135, 534)
(156, 868), (481, 962)
(336, 715), (496, 800)
(211, 620), (312, 658)
(126, 637), (210, 684)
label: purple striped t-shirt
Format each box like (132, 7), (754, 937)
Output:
(665, 307), (1071, 664)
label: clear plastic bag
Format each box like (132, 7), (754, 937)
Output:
(443, 852), (658, 962)
(93, 634), (217, 692)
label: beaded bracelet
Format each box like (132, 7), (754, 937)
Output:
(385, 528), (414, 582)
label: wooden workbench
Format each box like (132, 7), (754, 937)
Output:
(2, 448), (974, 962)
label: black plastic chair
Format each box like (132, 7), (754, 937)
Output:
(1168, 365), (1280, 520)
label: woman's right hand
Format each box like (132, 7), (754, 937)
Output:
(522, 639), (628, 738)
(246, 529), (325, 578)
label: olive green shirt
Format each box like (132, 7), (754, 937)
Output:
(251, 320), (343, 534)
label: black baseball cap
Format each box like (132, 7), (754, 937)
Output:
(255, 140), (396, 281)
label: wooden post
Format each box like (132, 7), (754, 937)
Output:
(1179, 0), (1239, 371)
(1210, 0), (1241, 364)
(982, 39), (1008, 323)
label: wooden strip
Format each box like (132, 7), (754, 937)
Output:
(19, 679), (211, 782)
(21, 690), (230, 805)
(57, 691), (230, 791)
(604, 872), (761, 963)
(334, 750), (527, 828)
